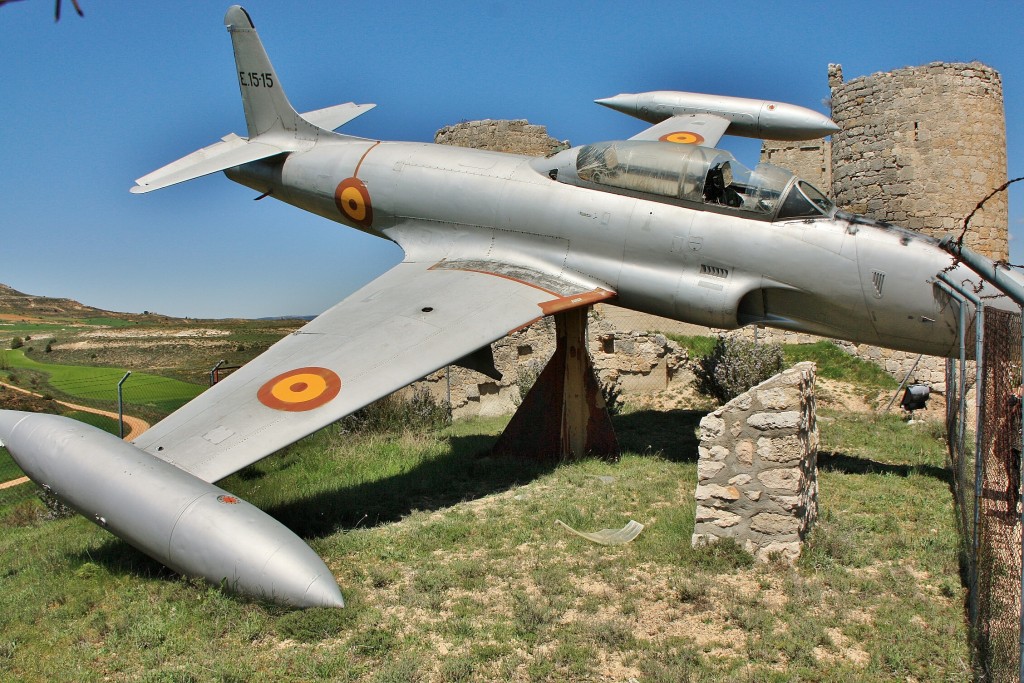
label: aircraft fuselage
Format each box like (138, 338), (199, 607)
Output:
(227, 137), (975, 358)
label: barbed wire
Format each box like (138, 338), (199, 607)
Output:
(938, 177), (1024, 293)
(954, 176), (1024, 252)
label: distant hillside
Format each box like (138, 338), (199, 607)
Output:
(0, 283), (307, 385)
(0, 282), (113, 320)
(0, 282), (181, 323)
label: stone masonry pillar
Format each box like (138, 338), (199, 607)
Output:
(692, 362), (819, 561)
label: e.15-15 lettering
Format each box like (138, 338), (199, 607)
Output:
(239, 71), (274, 88)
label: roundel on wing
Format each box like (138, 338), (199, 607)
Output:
(258, 367), (342, 412)
(659, 131), (705, 145)
(334, 177), (373, 228)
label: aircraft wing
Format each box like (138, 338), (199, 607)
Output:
(132, 257), (614, 483)
(629, 113), (731, 148)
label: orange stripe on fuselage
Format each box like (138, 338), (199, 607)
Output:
(353, 141), (381, 178)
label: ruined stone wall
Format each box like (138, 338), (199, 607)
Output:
(760, 139), (832, 193)
(692, 362), (819, 561)
(410, 311), (690, 419)
(434, 119), (569, 156)
(828, 61), (1007, 260)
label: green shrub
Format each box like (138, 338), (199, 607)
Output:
(694, 336), (784, 403)
(337, 386), (450, 434)
(601, 380), (622, 416)
(10, 337), (22, 350)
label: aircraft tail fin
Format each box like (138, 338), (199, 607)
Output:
(131, 6), (374, 194)
(225, 5), (309, 139)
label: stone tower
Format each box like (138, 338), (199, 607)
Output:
(763, 61), (1009, 261)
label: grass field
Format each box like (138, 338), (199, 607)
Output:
(0, 322), (74, 338)
(0, 349), (204, 415)
(0, 394), (968, 681)
(0, 446), (21, 482)
(79, 317), (142, 328)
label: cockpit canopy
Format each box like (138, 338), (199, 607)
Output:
(570, 140), (834, 220)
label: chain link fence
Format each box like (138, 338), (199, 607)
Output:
(949, 305), (1023, 681)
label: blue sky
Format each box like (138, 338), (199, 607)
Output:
(2, 0), (1023, 318)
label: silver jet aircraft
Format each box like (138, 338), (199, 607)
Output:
(0, 5), (1016, 608)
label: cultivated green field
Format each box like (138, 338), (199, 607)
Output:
(78, 317), (142, 328)
(0, 322), (73, 336)
(1, 349), (204, 415)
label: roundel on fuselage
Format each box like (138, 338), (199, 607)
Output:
(334, 177), (373, 228)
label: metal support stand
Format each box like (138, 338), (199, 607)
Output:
(884, 353), (923, 413)
(491, 306), (619, 461)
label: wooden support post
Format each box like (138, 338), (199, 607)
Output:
(492, 306), (619, 462)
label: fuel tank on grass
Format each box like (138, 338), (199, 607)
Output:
(0, 410), (343, 609)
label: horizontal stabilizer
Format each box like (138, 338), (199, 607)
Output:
(131, 134), (289, 194)
(300, 102), (376, 131)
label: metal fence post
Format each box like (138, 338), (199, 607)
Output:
(446, 365), (452, 419)
(210, 360), (225, 387)
(117, 371), (131, 439)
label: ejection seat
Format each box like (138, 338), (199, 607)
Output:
(704, 162), (743, 208)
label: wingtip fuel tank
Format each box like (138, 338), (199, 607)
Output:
(596, 90), (839, 141)
(0, 410), (344, 609)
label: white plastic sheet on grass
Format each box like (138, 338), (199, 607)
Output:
(555, 519), (644, 546)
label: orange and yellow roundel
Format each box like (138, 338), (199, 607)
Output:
(659, 131), (705, 145)
(334, 177), (373, 228)
(258, 367), (342, 412)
